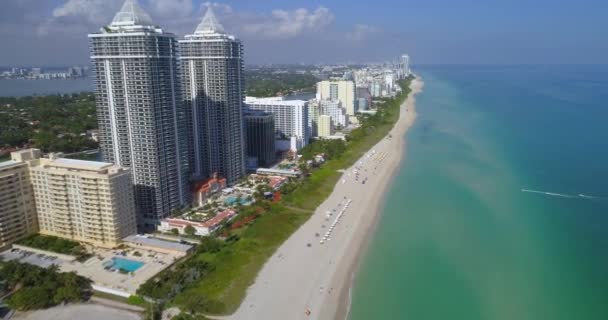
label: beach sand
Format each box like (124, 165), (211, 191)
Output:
(229, 76), (424, 320)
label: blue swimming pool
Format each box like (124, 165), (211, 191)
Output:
(105, 257), (144, 272)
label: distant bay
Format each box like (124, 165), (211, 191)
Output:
(0, 78), (94, 97)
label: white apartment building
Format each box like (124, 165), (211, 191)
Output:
(0, 153), (38, 249)
(320, 100), (348, 128)
(244, 97), (310, 150)
(10, 149), (137, 248)
(317, 80), (356, 116)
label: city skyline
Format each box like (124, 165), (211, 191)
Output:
(2, 0), (607, 66)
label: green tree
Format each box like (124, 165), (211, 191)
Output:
(184, 225), (196, 237)
(7, 287), (51, 310)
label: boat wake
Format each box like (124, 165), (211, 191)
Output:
(521, 189), (607, 200)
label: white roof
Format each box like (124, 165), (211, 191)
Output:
(51, 158), (114, 170)
(123, 235), (192, 253)
(0, 160), (19, 169)
(245, 97), (308, 107)
(111, 0), (154, 27)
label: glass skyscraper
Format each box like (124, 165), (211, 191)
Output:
(89, 0), (190, 229)
(179, 7), (246, 185)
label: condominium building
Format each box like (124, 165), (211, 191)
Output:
(244, 97), (310, 150)
(317, 80), (356, 116)
(8, 149), (137, 248)
(307, 101), (320, 137)
(179, 7), (246, 184)
(89, 0), (190, 228)
(318, 115), (333, 138)
(244, 112), (276, 167)
(399, 54), (410, 79)
(320, 100), (348, 128)
(0, 152), (38, 249)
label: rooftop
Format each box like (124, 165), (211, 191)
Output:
(123, 235), (192, 253)
(164, 210), (237, 229)
(50, 158), (115, 171)
(0, 160), (20, 169)
(245, 96), (308, 107)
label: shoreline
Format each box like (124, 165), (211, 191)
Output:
(229, 76), (424, 320)
(332, 76), (424, 320)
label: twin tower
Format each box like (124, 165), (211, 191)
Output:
(89, 0), (244, 229)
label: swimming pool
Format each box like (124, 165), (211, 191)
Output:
(104, 257), (144, 272)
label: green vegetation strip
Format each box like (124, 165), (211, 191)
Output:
(138, 78), (413, 315)
(16, 233), (90, 261)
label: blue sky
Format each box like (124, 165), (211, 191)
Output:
(1, 0), (607, 66)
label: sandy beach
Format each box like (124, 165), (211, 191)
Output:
(229, 76), (424, 320)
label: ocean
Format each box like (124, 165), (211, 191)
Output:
(349, 65), (608, 320)
(0, 78), (93, 97)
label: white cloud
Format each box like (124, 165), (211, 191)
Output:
(238, 7), (335, 39)
(51, 0), (122, 25)
(202, 2), (233, 14)
(37, 0), (122, 35)
(37, 1), (333, 39)
(346, 24), (382, 41)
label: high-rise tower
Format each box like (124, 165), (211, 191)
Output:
(179, 7), (246, 185)
(89, 0), (190, 229)
(399, 54), (410, 79)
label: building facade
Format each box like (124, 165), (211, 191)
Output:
(6, 149), (137, 248)
(192, 173), (226, 207)
(244, 112), (276, 167)
(307, 101), (320, 137)
(244, 97), (310, 150)
(399, 54), (410, 79)
(320, 100), (348, 128)
(89, 0), (190, 228)
(317, 80), (356, 116)
(179, 7), (246, 185)
(0, 152), (38, 249)
(318, 115), (333, 138)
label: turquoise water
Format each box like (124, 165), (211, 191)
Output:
(349, 66), (608, 320)
(224, 196), (251, 206)
(108, 257), (144, 272)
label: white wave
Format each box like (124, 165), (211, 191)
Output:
(521, 189), (573, 198)
(522, 189), (607, 200)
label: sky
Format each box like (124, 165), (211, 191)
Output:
(1, 0), (607, 66)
